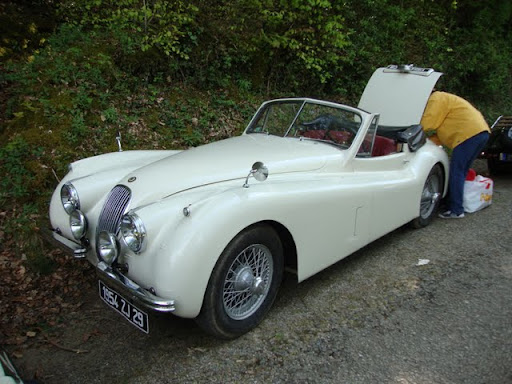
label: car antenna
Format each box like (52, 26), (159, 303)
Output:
(116, 130), (123, 152)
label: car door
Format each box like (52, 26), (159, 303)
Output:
(351, 149), (417, 242)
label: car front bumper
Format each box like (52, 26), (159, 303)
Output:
(96, 262), (176, 313)
(42, 228), (176, 313)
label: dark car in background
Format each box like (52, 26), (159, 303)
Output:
(483, 115), (512, 174)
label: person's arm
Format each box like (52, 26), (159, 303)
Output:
(420, 93), (447, 134)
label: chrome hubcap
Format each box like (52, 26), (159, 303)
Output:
(234, 266), (255, 291)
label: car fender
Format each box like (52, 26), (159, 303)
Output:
(124, 182), (291, 318)
(409, 140), (450, 196)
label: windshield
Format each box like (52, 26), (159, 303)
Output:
(246, 100), (363, 148)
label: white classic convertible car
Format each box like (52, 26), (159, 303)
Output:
(47, 65), (448, 338)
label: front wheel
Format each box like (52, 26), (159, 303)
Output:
(412, 164), (443, 228)
(196, 224), (283, 339)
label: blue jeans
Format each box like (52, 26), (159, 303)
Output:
(448, 131), (490, 215)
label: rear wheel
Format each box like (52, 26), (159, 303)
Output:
(196, 224), (283, 339)
(412, 164), (443, 228)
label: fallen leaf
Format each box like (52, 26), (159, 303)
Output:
(17, 265), (26, 276)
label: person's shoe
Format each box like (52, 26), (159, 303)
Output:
(438, 210), (465, 219)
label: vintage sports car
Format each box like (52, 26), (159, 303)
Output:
(47, 65), (449, 338)
(482, 115), (512, 174)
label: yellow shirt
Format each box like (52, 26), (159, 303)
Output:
(420, 91), (490, 149)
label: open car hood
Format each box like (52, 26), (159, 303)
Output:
(358, 65), (442, 126)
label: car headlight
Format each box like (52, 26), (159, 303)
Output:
(70, 210), (87, 240)
(61, 182), (80, 214)
(97, 231), (118, 265)
(120, 213), (146, 253)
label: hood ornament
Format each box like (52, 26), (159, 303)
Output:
(243, 162), (269, 188)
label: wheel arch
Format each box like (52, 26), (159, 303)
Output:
(219, 220), (298, 279)
(260, 220), (298, 277)
(195, 219), (292, 338)
(436, 161), (448, 197)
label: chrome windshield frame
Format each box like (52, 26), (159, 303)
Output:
(244, 98), (370, 150)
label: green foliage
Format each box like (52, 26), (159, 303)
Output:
(316, 0), (512, 116)
(441, 0), (512, 117)
(325, 0), (455, 99)
(184, 0), (349, 90)
(58, 0), (198, 59)
(0, 136), (36, 199)
(0, 1), (56, 62)
(251, 0), (349, 84)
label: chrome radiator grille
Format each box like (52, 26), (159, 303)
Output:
(97, 185), (131, 235)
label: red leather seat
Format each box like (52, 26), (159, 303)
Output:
(302, 131), (396, 157)
(372, 135), (396, 157)
(302, 130), (325, 139)
(302, 130), (351, 144)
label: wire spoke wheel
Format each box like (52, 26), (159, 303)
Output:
(420, 171), (441, 219)
(196, 225), (283, 339)
(413, 164), (443, 228)
(223, 244), (273, 320)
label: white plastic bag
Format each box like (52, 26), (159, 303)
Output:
(463, 175), (493, 213)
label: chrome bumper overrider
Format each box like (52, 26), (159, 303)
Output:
(97, 262), (176, 313)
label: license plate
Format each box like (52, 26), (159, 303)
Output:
(99, 280), (149, 333)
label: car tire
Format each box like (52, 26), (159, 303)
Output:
(196, 224), (284, 339)
(412, 164), (443, 229)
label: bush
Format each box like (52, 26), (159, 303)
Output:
(58, 0), (198, 57)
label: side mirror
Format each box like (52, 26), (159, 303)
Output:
(243, 162), (268, 188)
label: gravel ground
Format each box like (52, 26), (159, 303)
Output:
(12, 162), (512, 384)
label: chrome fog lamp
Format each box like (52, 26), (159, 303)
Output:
(120, 213), (146, 253)
(61, 183), (80, 214)
(97, 231), (119, 265)
(70, 210), (87, 240)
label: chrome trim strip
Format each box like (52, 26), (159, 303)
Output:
(96, 262), (175, 313)
(383, 64), (435, 76)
